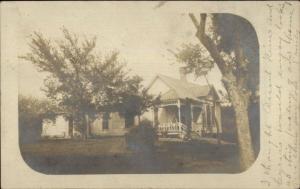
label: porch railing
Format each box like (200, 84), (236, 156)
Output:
(157, 122), (187, 139)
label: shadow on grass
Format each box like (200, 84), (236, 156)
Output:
(20, 137), (240, 174)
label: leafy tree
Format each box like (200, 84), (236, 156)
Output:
(19, 95), (60, 143)
(175, 13), (259, 170)
(119, 75), (153, 126)
(170, 43), (214, 76)
(20, 28), (150, 138)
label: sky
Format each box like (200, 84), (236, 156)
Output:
(12, 2), (225, 99)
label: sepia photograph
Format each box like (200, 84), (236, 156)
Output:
(2, 1), (299, 189)
(16, 2), (260, 175)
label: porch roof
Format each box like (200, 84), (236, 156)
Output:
(154, 74), (212, 101)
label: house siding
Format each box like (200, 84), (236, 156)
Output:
(42, 116), (70, 138)
(90, 112), (126, 136)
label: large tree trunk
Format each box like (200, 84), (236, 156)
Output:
(212, 104), (221, 145)
(85, 114), (90, 139)
(80, 113), (89, 140)
(68, 116), (74, 138)
(138, 115), (141, 126)
(189, 13), (255, 170)
(234, 102), (255, 170)
(224, 79), (255, 170)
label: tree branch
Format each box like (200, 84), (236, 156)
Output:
(234, 35), (249, 91)
(189, 13), (200, 29)
(188, 13), (230, 76)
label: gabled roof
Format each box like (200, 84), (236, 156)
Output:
(148, 74), (214, 101)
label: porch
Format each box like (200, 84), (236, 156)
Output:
(152, 98), (220, 140)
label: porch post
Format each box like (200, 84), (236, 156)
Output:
(177, 99), (181, 124)
(153, 106), (159, 129)
(186, 100), (192, 139)
(210, 105), (213, 129)
(191, 105), (194, 130)
(203, 104), (207, 134)
(213, 102), (221, 145)
(152, 107), (155, 127)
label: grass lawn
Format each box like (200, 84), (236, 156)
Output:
(20, 136), (240, 174)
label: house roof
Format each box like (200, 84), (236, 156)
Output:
(148, 74), (213, 101)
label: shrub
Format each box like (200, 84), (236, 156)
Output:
(125, 120), (157, 153)
(19, 95), (59, 144)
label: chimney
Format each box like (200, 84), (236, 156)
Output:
(179, 67), (187, 82)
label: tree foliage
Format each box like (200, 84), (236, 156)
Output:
(172, 15), (259, 99)
(20, 28), (152, 136)
(183, 13), (259, 170)
(19, 95), (60, 143)
(19, 95), (60, 123)
(211, 14), (259, 94)
(119, 75), (153, 119)
(170, 43), (214, 76)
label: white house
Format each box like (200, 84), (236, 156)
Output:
(41, 68), (222, 139)
(143, 68), (222, 138)
(42, 115), (71, 139)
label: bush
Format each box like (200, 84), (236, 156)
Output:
(125, 120), (157, 153)
(19, 95), (59, 144)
